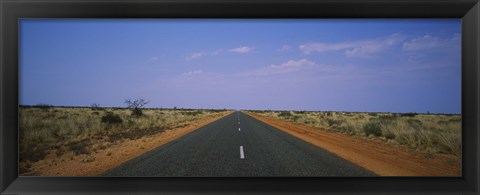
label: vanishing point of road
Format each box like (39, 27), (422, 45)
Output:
(102, 111), (375, 176)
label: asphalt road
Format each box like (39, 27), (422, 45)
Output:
(102, 111), (375, 176)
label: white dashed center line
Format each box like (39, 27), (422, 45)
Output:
(240, 146), (245, 159)
(238, 128), (241, 131)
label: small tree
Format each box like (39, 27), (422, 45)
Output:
(91, 103), (102, 110)
(125, 98), (149, 116)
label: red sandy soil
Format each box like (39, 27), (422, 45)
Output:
(245, 112), (461, 176)
(26, 111), (233, 176)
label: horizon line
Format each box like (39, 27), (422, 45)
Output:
(18, 104), (462, 115)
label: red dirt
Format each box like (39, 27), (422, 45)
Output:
(245, 112), (461, 176)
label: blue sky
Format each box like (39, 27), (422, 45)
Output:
(19, 19), (461, 113)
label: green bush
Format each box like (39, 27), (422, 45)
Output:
(101, 112), (123, 124)
(278, 111), (293, 118)
(364, 120), (382, 136)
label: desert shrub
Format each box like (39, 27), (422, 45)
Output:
(364, 120), (382, 137)
(437, 120), (449, 125)
(368, 112), (377, 116)
(406, 119), (423, 130)
(101, 112), (123, 124)
(449, 118), (461, 123)
(41, 113), (56, 119)
(90, 103), (104, 111)
(81, 155), (96, 163)
(303, 120), (314, 125)
(68, 141), (89, 155)
(326, 118), (343, 126)
(355, 115), (365, 119)
(131, 108), (143, 117)
(278, 111), (293, 118)
(185, 110), (203, 116)
(209, 109), (225, 113)
(19, 140), (49, 163)
(57, 115), (68, 120)
(434, 131), (462, 156)
(379, 115), (398, 123)
(36, 103), (53, 110)
(55, 147), (66, 157)
(383, 129), (396, 140)
(400, 112), (417, 117)
(339, 125), (355, 134)
(125, 98), (149, 116)
(291, 115), (301, 122)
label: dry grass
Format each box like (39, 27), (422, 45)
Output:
(19, 106), (230, 174)
(248, 110), (461, 157)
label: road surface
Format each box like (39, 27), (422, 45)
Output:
(102, 111), (375, 176)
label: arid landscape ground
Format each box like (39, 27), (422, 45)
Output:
(19, 105), (231, 176)
(245, 111), (461, 176)
(19, 106), (461, 176)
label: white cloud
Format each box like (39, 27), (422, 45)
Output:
(269, 59), (315, 69)
(299, 34), (406, 57)
(402, 35), (441, 51)
(299, 42), (352, 54)
(182, 70), (203, 76)
(251, 59), (319, 76)
(229, 46), (254, 53)
(402, 34), (460, 51)
(186, 52), (205, 60)
(187, 46), (255, 60)
(186, 49), (224, 60)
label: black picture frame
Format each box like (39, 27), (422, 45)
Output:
(1, 0), (479, 194)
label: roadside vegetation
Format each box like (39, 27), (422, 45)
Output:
(247, 110), (461, 157)
(19, 102), (230, 175)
